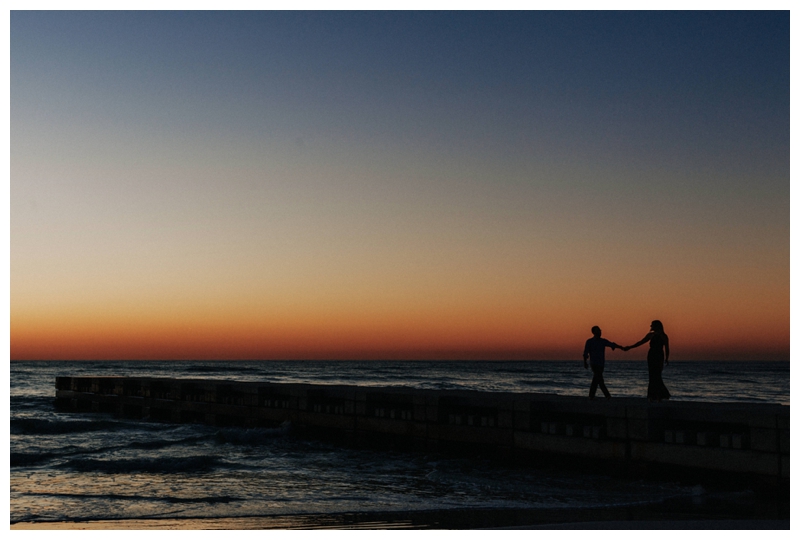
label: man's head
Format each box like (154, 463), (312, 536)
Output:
(591, 326), (601, 337)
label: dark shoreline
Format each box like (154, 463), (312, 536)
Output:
(11, 491), (790, 530)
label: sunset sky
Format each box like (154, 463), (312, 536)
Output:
(10, 10), (789, 361)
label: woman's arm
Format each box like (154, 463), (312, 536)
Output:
(664, 334), (669, 364)
(627, 333), (652, 350)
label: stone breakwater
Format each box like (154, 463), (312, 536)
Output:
(55, 376), (788, 485)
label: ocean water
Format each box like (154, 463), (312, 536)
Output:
(10, 360), (789, 527)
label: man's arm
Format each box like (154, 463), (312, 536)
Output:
(583, 341), (590, 369)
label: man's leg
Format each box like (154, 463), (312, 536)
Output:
(589, 368), (599, 399)
(592, 365), (610, 399)
(594, 366), (611, 398)
(598, 376), (611, 398)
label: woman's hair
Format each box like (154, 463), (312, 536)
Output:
(651, 320), (664, 333)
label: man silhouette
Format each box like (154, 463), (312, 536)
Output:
(583, 326), (620, 399)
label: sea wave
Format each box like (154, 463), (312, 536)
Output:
(184, 364), (259, 374)
(11, 417), (132, 435)
(9, 395), (57, 409)
(127, 434), (213, 450)
(15, 491), (244, 504)
(11, 451), (63, 467)
(11, 433), (217, 468)
(55, 454), (224, 474)
(214, 421), (292, 444)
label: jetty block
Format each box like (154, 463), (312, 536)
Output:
(54, 376), (788, 484)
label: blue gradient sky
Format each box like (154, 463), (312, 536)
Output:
(10, 11), (789, 360)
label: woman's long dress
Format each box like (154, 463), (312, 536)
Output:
(647, 333), (670, 401)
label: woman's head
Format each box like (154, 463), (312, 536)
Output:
(650, 320), (664, 333)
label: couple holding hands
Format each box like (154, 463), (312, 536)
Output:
(583, 321), (670, 402)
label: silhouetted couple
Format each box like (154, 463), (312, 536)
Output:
(583, 321), (670, 402)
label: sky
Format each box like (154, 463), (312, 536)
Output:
(9, 10), (789, 361)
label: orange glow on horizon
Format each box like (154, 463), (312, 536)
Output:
(10, 295), (788, 361)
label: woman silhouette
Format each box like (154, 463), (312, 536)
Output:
(624, 320), (670, 402)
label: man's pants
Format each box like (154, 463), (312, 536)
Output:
(590, 364), (610, 398)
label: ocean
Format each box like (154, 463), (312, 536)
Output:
(9, 360), (789, 528)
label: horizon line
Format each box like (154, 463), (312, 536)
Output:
(11, 358), (790, 362)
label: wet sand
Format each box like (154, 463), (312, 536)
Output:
(10, 497), (790, 530)
(11, 518), (790, 530)
(10, 517), (410, 530)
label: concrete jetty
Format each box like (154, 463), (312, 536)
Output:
(55, 376), (788, 485)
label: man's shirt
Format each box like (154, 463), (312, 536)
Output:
(584, 337), (615, 367)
